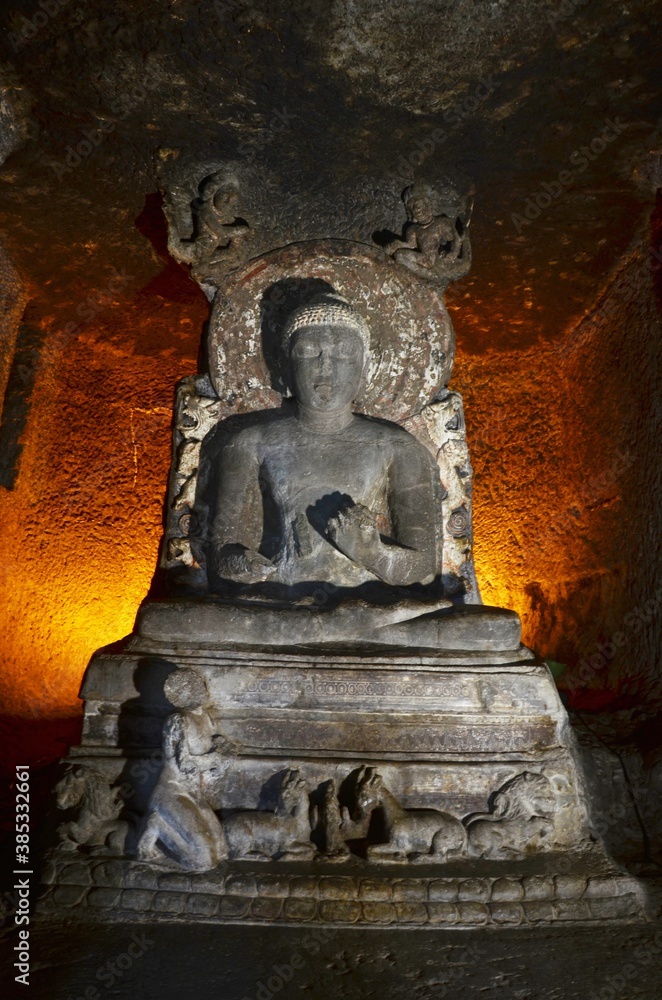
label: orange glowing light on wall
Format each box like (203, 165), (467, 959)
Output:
(0, 288), (206, 721)
(455, 234), (657, 702)
(0, 232), (657, 732)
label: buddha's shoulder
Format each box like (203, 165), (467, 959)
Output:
(352, 414), (429, 451)
(222, 414), (296, 451)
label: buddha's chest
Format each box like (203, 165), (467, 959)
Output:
(258, 436), (390, 515)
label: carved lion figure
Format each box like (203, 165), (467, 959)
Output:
(55, 765), (128, 854)
(465, 771), (558, 860)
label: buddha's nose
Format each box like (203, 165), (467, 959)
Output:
(319, 351), (333, 375)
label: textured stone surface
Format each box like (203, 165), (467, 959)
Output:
(34, 852), (648, 927)
(2, 9), (660, 944)
(158, 247), (482, 601)
(136, 600), (520, 650)
(572, 709), (662, 868)
(72, 643), (590, 842)
(45, 624), (619, 885)
(0, 0), (660, 740)
(8, 918), (662, 1000)
(207, 243), (455, 410)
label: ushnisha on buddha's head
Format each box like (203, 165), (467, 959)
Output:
(281, 294), (370, 413)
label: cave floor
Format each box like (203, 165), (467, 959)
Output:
(3, 909), (662, 1000)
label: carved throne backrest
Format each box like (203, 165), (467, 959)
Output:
(159, 241), (480, 603)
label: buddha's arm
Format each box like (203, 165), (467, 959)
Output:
(385, 443), (438, 584)
(210, 437), (275, 584)
(328, 442), (438, 587)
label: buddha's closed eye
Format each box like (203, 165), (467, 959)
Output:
(294, 345), (360, 360)
(293, 343), (321, 358)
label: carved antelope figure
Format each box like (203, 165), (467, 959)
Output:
(354, 766), (467, 863)
(223, 769), (315, 861)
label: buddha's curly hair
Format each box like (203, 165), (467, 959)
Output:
(281, 293), (371, 357)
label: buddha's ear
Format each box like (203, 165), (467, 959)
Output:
(280, 359), (293, 398)
(353, 380), (366, 408)
(354, 351), (373, 406)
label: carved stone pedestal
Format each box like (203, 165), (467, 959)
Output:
(37, 855), (644, 929)
(36, 207), (649, 932)
(37, 635), (648, 927)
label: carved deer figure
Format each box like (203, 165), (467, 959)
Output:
(353, 766), (467, 863)
(223, 769), (315, 861)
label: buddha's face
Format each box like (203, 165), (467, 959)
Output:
(289, 324), (364, 411)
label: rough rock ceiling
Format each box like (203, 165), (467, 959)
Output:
(0, 0), (660, 353)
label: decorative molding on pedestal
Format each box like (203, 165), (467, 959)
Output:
(36, 855), (646, 929)
(39, 179), (648, 931)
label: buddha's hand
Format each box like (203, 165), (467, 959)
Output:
(327, 504), (381, 569)
(215, 545), (276, 584)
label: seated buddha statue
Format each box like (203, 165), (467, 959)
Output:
(138, 293), (520, 652)
(210, 293), (444, 601)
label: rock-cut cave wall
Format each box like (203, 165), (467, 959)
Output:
(0, 0), (660, 770)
